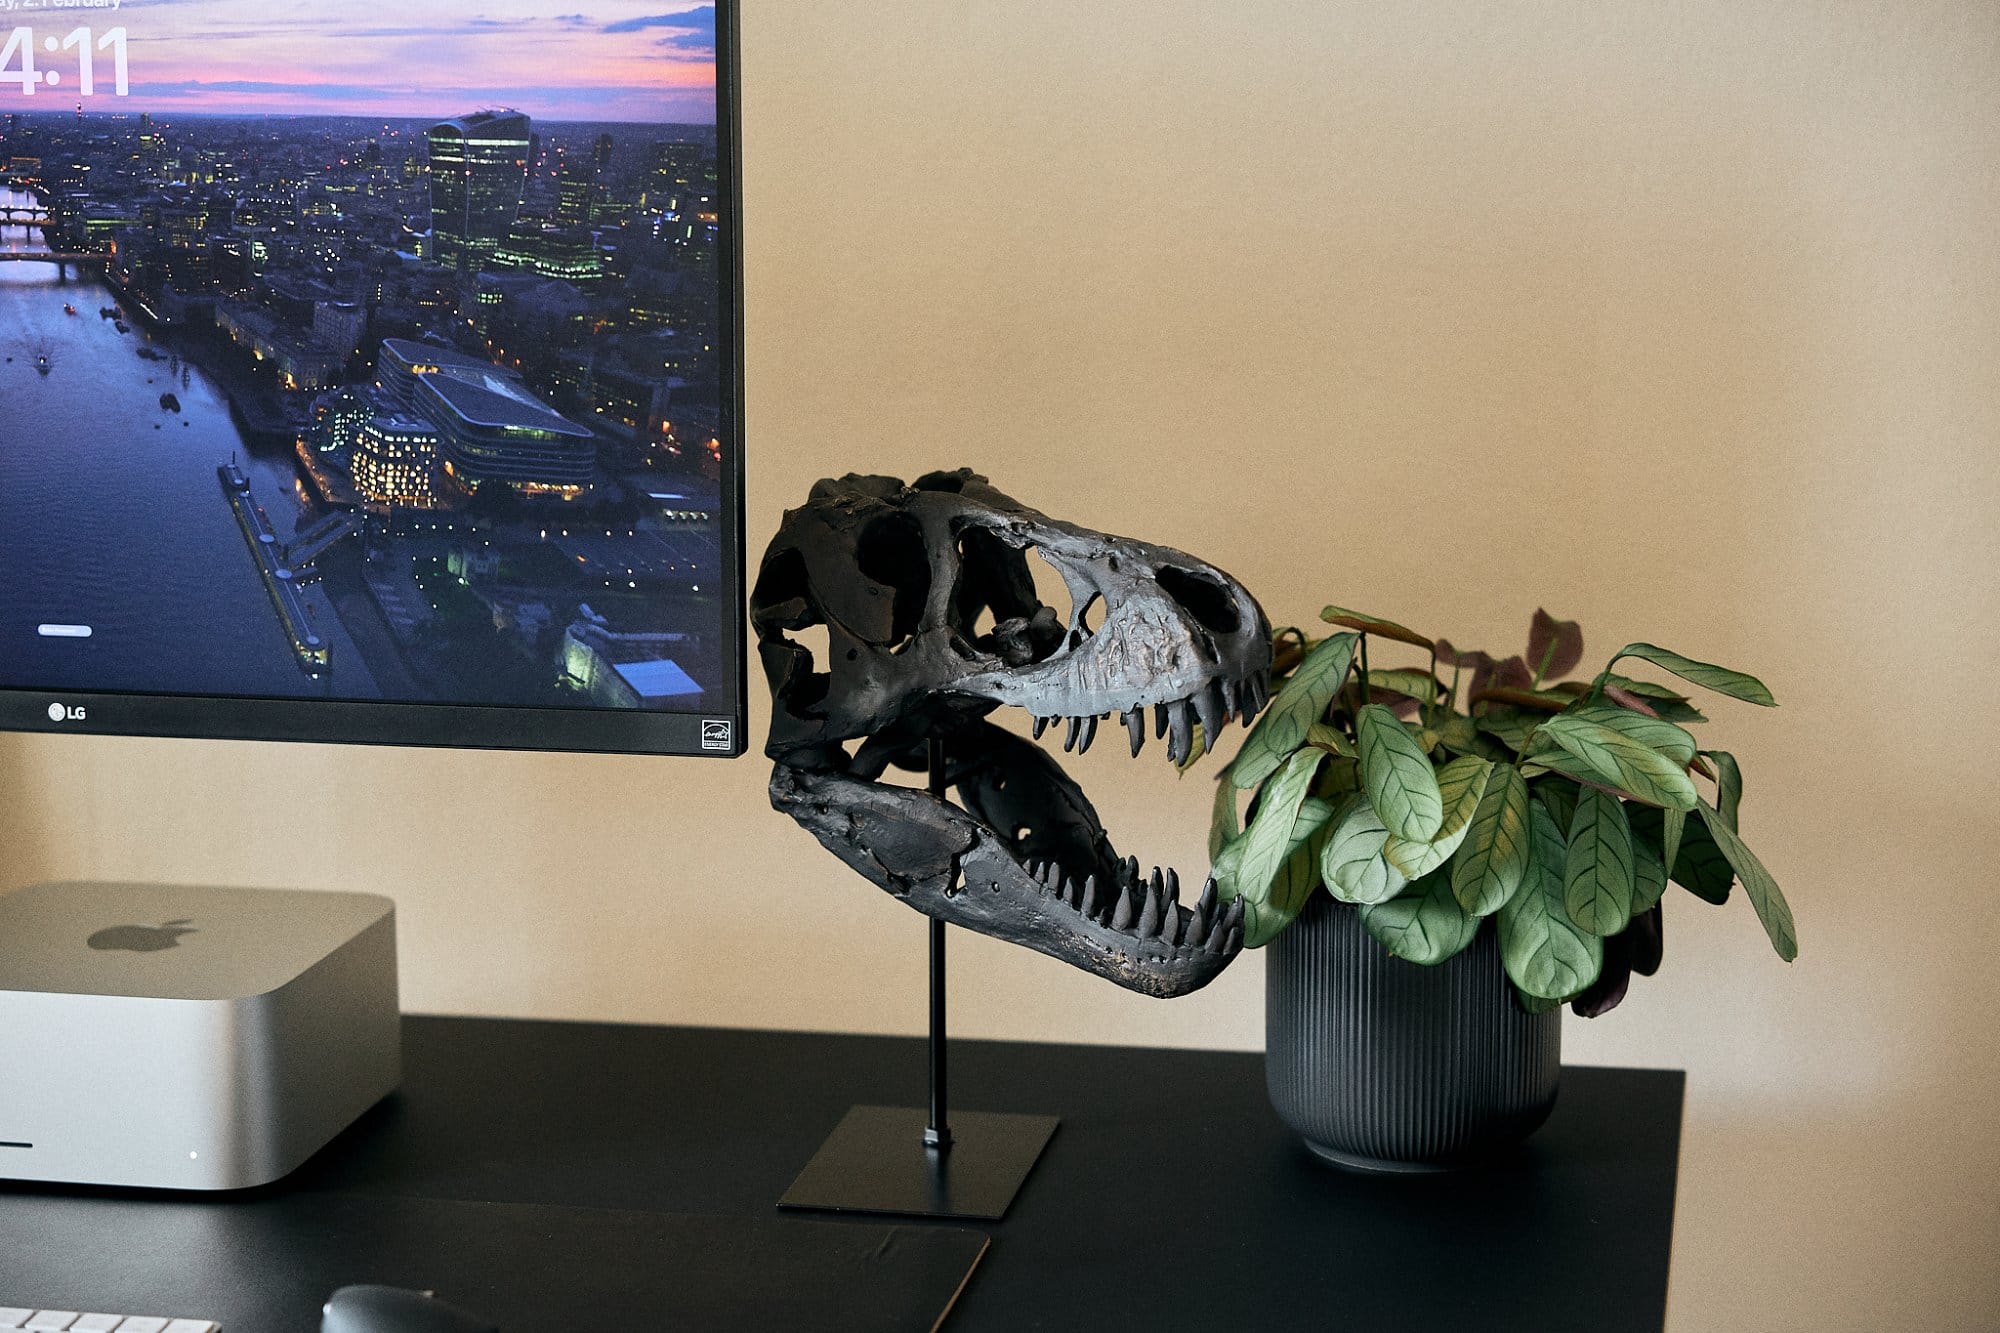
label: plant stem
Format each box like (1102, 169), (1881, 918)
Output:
(1425, 646), (1441, 729)
(1532, 640), (1556, 689)
(1356, 632), (1372, 722)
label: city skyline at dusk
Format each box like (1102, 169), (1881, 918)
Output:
(30, 1), (718, 123)
(0, 2), (731, 719)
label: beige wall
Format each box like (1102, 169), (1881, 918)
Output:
(4, 1), (1997, 1327)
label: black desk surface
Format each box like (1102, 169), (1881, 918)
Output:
(12, 1018), (1686, 1331)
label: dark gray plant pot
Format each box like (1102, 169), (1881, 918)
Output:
(1265, 891), (1561, 1172)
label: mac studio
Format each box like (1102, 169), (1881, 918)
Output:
(0, 882), (398, 1191)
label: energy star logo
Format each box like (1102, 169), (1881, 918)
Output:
(46, 702), (86, 723)
(702, 719), (733, 752)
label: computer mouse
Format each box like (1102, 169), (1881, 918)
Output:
(322, 1285), (501, 1333)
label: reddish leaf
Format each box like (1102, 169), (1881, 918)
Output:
(1320, 605), (1435, 651)
(1434, 639), (1492, 671)
(1603, 684), (1663, 717)
(1529, 609), (1585, 681)
(1492, 655), (1534, 692)
(1629, 904), (1664, 976)
(1571, 931), (1633, 1018)
(1468, 686), (1570, 714)
(1369, 689), (1423, 719)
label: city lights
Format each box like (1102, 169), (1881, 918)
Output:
(1, 10), (729, 715)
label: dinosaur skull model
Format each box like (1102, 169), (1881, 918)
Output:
(755, 470), (1273, 998)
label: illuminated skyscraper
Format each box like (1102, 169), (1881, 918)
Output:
(427, 110), (532, 275)
(641, 141), (707, 213)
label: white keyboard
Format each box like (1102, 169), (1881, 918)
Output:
(0, 1313), (216, 1332)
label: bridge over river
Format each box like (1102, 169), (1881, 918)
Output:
(0, 252), (109, 281)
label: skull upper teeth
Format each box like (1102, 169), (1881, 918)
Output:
(1037, 676), (1259, 766)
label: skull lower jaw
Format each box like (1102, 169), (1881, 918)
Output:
(770, 733), (1244, 1000)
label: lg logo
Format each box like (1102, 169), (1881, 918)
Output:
(46, 702), (86, 723)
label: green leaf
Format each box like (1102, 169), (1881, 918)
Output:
(1209, 773), (1239, 861)
(1229, 748), (1326, 907)
(1630, 805), (1732, 903)
(1497, 804), (1604, 1000)
(1231, 634), (1358, 790)
(1312, 756), (1361, 801)
(1474, 707), (1539, 755)
(1243, 797), (1338, 948)
(1607, 643), (1778, 707)
(1693, 804), (1798, 961)
(1705, 750), (1743, 831)
(1563, 786), (1636, 936)
(1383, 756), (1491, 878)
(1661, 805), (1685, 878)
(1320, 605), (1434, 650)
(1533, 715), (1700, 811)
(1450, 764), (1532, 916)
(1360, 870), (1479, 965)
(1360, 668), (1441, 704)
(1631, 839), (1669, 915)
(1357, 704), (1444, 841)
(1210, 832), (1247, 892)
(1174, 723), (1210, 775)
(1557, 703), (1698, 767)
(1320, 798), (1410, 905)
(1436, 714), (1506, 762)
(1305, 723), (1355, 756)
(1533, 777), (1579, 833)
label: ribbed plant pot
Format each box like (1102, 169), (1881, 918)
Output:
(1266, 891), (1561, 1172)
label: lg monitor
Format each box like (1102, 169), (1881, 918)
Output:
(0, 2), (745, 756)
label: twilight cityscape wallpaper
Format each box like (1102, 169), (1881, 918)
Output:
(0, 2), (730, 714)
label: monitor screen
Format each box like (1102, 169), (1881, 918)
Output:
(0, 3), (744, 755)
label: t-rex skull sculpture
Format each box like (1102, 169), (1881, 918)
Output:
(755, 470), (1273, 998)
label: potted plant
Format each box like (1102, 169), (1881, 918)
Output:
(1202, 605), (1797, 1171)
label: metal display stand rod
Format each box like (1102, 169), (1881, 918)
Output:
(777, 739), (1057, 1221)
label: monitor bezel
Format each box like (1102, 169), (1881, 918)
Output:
(0, 2), (749, 759)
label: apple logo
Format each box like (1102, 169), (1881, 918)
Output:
(88, 919), (198, 953)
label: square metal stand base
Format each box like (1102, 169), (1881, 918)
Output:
(778, 1105), (1059, 1221)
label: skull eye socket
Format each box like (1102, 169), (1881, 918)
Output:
(1157, 566), (1242, 636)
(950, 529), (1074, 665)
(856, 513), (931, 648)
(751, 546), (834, 716)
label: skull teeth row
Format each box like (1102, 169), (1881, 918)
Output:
(1030, 674), (1270, 765)
(1022, 855), (1244, 956)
